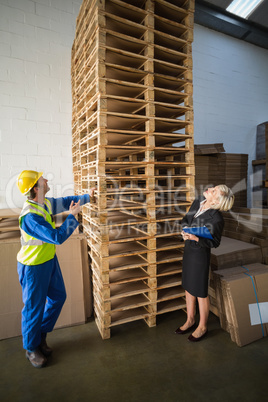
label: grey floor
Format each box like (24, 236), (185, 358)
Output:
(1, 310), (267, 402)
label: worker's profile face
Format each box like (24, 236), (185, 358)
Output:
(36, 176), (50, 195)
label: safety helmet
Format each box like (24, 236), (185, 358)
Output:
(17, 170), (43, 195)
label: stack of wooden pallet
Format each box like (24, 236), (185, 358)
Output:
(194, 144), (248, 207)
(71, 0), (195, 339)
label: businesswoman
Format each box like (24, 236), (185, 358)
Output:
(175, 185), (234, 342)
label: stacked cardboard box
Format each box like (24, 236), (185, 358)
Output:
(218, 153), (248, 207)
(194, 145), (248, 207)
(209, 206), (268, 322)
(210, 236), (262, 270)
(194, 143), (225, 155)
(71, 0), (195, 338)
(222, 207), (268, 264)
(194, 154), (220, 193)
(0, 208), (21, 240)
(213, 264), (268, 347)
(208, 236), (262, 318)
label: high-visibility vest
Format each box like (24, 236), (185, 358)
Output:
(17, 198), (56, 265)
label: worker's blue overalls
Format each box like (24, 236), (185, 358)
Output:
(17, 195), (90, 352)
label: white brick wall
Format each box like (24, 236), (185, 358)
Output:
(0, 2), (268, 209)
(0, 0), (83, 208)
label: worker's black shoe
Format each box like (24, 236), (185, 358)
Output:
(26, 349), (47, 368)
(39, 338), (53, 357)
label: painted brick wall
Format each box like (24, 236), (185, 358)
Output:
(0, 2), (268, 209)
(0, 0), (83, 209)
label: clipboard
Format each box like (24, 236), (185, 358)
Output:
(182, 226), (213, 240)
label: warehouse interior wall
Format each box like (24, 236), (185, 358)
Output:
(192, 24), (268, 206)
(0, 0), (83, 209)
(0, 0), (268, 209)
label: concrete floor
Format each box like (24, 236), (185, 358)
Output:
(0, 310), (267, 402)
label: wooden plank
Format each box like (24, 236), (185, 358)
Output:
(111, 293), (149, 312)
(154, 0), (189, 21)
(157, 286), (185, 301)
(108, 240), (148, 256)
(110, 307), (150, 327)
(110, 280), (150, 299)
(157, 298), (186, 314)
(157, 273), (182, 289)
(157, 262), (182, 276)
(105, 0), (147, 23)
(109, 268), (149, 284)
(157, 249), (183, 263)
(109, 255), (148, 270)
(156, 236), (182, 250)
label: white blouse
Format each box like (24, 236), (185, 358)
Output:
(194, 200), (210, 218)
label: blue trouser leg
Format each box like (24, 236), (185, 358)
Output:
(18, 261), (51, 351)
(17, 256), (66, 351)
(41, 256), (66, 334)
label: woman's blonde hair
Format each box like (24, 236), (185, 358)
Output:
(213, 184), (235, 211)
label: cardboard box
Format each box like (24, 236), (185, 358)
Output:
(213, 264), (268, 346)
(54, 234), (92, 329)
(0, 237), (22, 340)
(0, 233), (92, 340)
(211, 236), (262, 270)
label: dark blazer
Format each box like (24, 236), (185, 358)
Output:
(181, 198), (224, 249)
(181, 198), (224, 297)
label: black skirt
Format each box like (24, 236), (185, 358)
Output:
(182, 239), (211, 298)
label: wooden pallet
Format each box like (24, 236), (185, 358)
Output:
(71, 0), (195, 339)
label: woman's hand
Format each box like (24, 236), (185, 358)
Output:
(69, 200), (81, 215)
(182, 231), (199, 242)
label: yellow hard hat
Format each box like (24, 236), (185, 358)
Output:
(16, 170), (43, 195)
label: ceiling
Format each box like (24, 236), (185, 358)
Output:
(194, 0), (268, 49)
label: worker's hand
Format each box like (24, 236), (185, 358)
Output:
(69, 200), (81, 215)
(182, 231), (199, 242)
(89, 187), (96, 200)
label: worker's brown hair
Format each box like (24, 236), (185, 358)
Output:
(27, 182), (39, 200)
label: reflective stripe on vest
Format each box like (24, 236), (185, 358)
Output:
(20, 237), (43, 246)
(17, 198), (56, 265)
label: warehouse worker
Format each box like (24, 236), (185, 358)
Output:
(16, 170), (95, 369)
